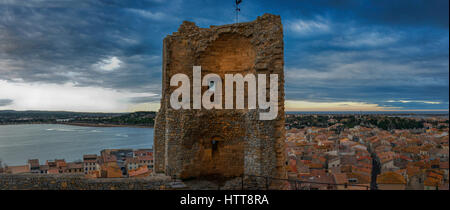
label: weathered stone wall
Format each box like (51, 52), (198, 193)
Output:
(154, 13), (286, 183)
(0, 174), (172, 190)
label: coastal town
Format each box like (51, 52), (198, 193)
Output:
(0, 113), (448, 190)
(284, 114), (449, 190)
(0, 148), (154, 178)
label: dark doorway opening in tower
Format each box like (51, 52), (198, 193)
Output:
(211, 136), (221, 158)
(212, 140), (218, 155)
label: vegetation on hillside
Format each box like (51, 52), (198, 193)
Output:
(0, 110), (156, 127)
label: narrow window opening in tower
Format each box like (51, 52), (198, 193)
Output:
(209, 81), (215, 101)
(211, 139), (218, 156)
(209, 81), (215, 91)
(210, 135), (222, 160)
(211, 140), (218, 154)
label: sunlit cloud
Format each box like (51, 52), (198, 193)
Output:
(93, 56), (122, 72)
(287, 16), (330, 36)
(386, 100), (442, 104)
(285, 100), (398, 111)
(0, 80), (157, 112)
(332, 31), (400, 48)
(126, 8), (174, 21)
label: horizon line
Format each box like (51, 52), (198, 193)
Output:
(1, 109), (448, 114)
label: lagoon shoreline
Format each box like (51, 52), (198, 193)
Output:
(0, 124), (154, 166)
(0, 122), (153, 129)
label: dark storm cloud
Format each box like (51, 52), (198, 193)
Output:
(0, 99), (13, 107)
(277, 0), (449, 109)
(323, 0), (449, 28)
(254, 0), (448, 28)
(0, 0), (448, 110)
(0, 0), (174, 93)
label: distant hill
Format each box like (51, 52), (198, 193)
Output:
(73, 111), (156, 127)
(0, 110), (156, 127)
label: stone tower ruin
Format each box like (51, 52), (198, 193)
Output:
(154, 14), (286, 181)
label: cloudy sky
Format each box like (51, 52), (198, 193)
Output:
(0, 0), (448, 112)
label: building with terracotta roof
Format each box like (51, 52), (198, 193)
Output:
(4, 165), (30, 174)
(55, 159), (66, 168)
(333, 173), (349, 190)
(440, 161), (448, 181)
(27, 159), (40, 173)
(45, 159), (67, 174)
(378, 151), (398, 173)
(424, 176), (441, 190)
(39, 165), (49, 174)
(298, 174), (336, 190)
(347, 172), (370, 185)
(83, 154), (99, 175)
(377, 171), (407, 190)
(128, 165), (151, 178)
(137, 155), (153, 170)
(64, 162), (84, 174)
(405, 165), (425, 190)
(328, 156), (340, 169)
(125, 157), (140, 171)
(133, 148), (152, 157)
(102, 161), (123, 178)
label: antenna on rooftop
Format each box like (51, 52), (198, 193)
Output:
(235, 0), (242, 23)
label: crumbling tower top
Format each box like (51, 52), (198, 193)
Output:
(154, 13), (286, 184)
